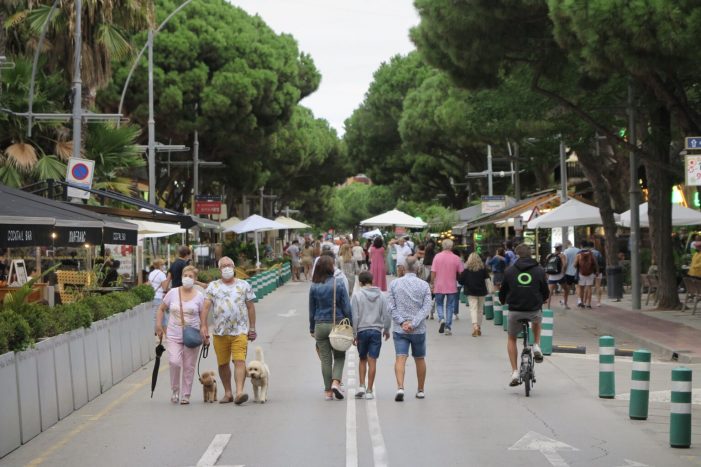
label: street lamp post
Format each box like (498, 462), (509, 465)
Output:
(629, 83), (641, 310)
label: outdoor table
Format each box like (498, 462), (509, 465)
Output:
(0, 282), (47, 303)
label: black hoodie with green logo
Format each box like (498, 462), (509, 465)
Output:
(498, 258), (549, 312)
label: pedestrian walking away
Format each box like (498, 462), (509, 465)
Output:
(286, 239), (302, 281)
(544, 244), (567, 309)
(430, 239), (464, 336)
(486, 248), (506, 291)
(458, 252), (490, 337)
(369, 236), (388, 291)
(155, 265), (206, 405)
(309, 255), (352, 401)
(574, 241), (598, 309)
(498, 244), (548, 387)
(351, 271), (391, 400)
(201, 256), (257, 405)
(338, 243), (359, 296)
(562, 241), (580, 309)
(148, 258), (168, 331)
(388, 257), (432, 401)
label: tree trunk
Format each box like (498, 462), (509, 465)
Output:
(644, 104), (679, 309)
(577, 149), (619, 267)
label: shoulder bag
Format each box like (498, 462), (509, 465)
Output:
(328, 278), (353, 352)
(179, 288), (202, 348)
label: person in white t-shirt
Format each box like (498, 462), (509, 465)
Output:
(394, 237), (413, 277)
(148, 258), (168, 330)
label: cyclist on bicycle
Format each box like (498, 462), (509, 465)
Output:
(498, 243), (549, 386)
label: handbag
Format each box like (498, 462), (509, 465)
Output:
(179, 288), (202, 348)
(328, 278), (353, 352)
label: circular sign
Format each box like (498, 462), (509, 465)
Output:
(71, 163), (90, 181)
(517, 272), (533, 285)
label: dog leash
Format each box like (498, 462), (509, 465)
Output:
(197, 343), (209, 379)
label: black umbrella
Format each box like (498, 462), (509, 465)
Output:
(151, 337), (166, 398)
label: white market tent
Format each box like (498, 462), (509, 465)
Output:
(125, 219), (185, 238)
(360, 209), (427, 229)
(362, 229), (383, 239)
(274, 216), (310, 229)
(225, 214), (287, 267)
(220, 216), (241, 231)
(527, 199), (618, 229)
(618, 202), (701, 227)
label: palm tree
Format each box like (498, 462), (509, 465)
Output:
(8, 0), (154, 108)
(85, 122), (144, 195)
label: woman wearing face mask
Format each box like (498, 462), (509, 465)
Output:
(156, 265), (206, 404)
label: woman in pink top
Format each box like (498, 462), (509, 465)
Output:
(369, 236), (387, 291)
(156, 265), (206, 404)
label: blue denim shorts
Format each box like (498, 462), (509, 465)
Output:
(393, 332), (426, 358)
(357, 329), (382, 359)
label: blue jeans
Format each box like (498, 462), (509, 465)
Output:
(435, 293), (458, 330)
(357, 329), (382, 359)
(393, 332), (426, 358)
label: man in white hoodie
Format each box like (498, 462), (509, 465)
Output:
(351, 271), (391, 400)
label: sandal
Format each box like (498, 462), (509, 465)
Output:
(180, 396), (190, 405)
(234, 393), (249, 405)
(171, 391), (179, 404)
(219, 395), (234, 404)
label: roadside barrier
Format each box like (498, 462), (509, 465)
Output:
(493, 296), (503, 326)
(629, 349), (651, 420)
(541, 309), (553, 355)
(484, 294), (494, 320)
(670, 367), (692, 448)
(503, 305), (509, 332)
(599, 336), (616, 399)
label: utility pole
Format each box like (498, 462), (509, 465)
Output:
(260, 187), (264, 216)
(71, 0), (82, 159)
(487, 145), (494, 196)
(147, 28), (156, 204)
(193, 130), (199, 196)
(466, 145), (519, 196)
(629, 83), (641, 310)
(560, 138), (569, 244)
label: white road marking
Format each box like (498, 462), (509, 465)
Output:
(194, 434), (241, 467)
(277, 309), (297, 318)
(365, 383), (388, 467)
(614, 460), (649, 467)
(346, 348), (358, 467)
(509, 431), (578, 467)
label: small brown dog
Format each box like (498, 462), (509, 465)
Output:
(199, 371), (218, 403)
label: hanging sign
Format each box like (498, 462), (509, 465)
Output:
(66, 157), (95, 199)
(685, 137), (701, 150)
(685, 155), (701, 186)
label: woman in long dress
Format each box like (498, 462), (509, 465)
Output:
(369, 236), (387, 291)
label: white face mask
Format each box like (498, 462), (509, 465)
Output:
(182, 277), (195, 289)
(221, 267), (234, 279)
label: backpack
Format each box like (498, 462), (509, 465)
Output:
(545, 253), (562, 275)
(578, 250), (595, 276)
(593, 249), (605, 271)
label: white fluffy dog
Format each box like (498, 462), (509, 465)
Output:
(246, 346), (270, 403)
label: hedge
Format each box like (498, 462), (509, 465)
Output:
(0, 284), (155, 354)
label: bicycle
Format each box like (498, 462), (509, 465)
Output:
(518, 318), (535, 397)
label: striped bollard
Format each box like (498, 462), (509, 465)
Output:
(599, 336), (615, 399)
(493, 297), (503, 326)
(503, 305), (509, 332)
(670, 367), (692, 448)
(484, 294), (494, 320)
(251, 276), (259, 302)
(460, 289), (467, 304)
(541, 309), (553, 355)
(629, 349), (652, 420)
(528, 322), (534, 345)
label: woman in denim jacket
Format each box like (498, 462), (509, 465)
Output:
(309, 255), (352, 400)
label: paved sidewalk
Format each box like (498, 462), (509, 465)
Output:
(550, 292), (701, 363)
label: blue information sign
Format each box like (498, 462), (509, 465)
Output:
(685, 137), (701, 150)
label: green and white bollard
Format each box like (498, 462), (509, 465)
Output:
(670, 367), (692, 448)
(493, 297), (503, 326)
(599, 336), (616, 399)
(251, 276), (259, 302)
(484, 294), (494, 320)
(541, 309), (554, 355)
(629, 349), (652, 420)
(502, 305), (509, 332)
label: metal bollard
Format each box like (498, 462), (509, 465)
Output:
(629, 349), (651, 420)
(493, 296), (503, 326)
(670, 367), (692, 448)
(484, 294), (494, 320)
(599, 336), (615, 399)
(541, 309), (553, 355)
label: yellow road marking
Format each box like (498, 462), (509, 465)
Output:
(26, 365), (166, 467)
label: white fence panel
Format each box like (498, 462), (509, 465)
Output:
(15, 348), (41, 443)
(0, 352), (20, 457)
(68, 329), (88, 410)
(53, 333), (73, 420)
(35, 338), (58, 431)
(83, 326), (100, 401)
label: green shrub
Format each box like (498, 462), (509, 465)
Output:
(53, 302), (92, 334)
(97, 293), (126, 316)
(13, 302), (52, 340)
(197, 268), (221, 283)
(114, 292), (141, 310)
(0, 310), (33, 353)
(80, 295), (110, 322)
(131, 284), (155, 302)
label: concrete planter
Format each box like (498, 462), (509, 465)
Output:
(0, 301), (154, 459)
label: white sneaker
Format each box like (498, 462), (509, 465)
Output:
(533, 344), (544, 363)
(365, 391), (374, 400)
(509, 370), (520, 387)
(395, 388), (405, 402)
(355, 385), (366, 399)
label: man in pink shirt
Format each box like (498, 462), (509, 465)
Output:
(430, 239), (464, 336)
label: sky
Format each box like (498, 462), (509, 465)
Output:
(231, 0), (420, 135)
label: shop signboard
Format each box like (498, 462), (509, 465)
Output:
(194, 195), (222, 215)
(481, 195), (507, 214)
(686, 154), (701, 186)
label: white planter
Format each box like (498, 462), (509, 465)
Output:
(0, 352), (20, 457)
(15, 347), (41, 443)
(34, 337), (59, 432)
(53, 333), (73, 420)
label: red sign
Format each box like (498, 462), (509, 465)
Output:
(194, 200), (222, 215)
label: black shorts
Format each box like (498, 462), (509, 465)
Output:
(564, 274), (577, 285)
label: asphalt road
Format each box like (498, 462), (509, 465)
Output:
(2, 280), (701, 467)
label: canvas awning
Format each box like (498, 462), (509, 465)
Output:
(465, 192), (559, 229)
(274, 216), (311, 230)
(360, 209), (427, 228)
(125, 219), (185, 238)
(527, 198), (618, 229)
(618, 203), (701, 227)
